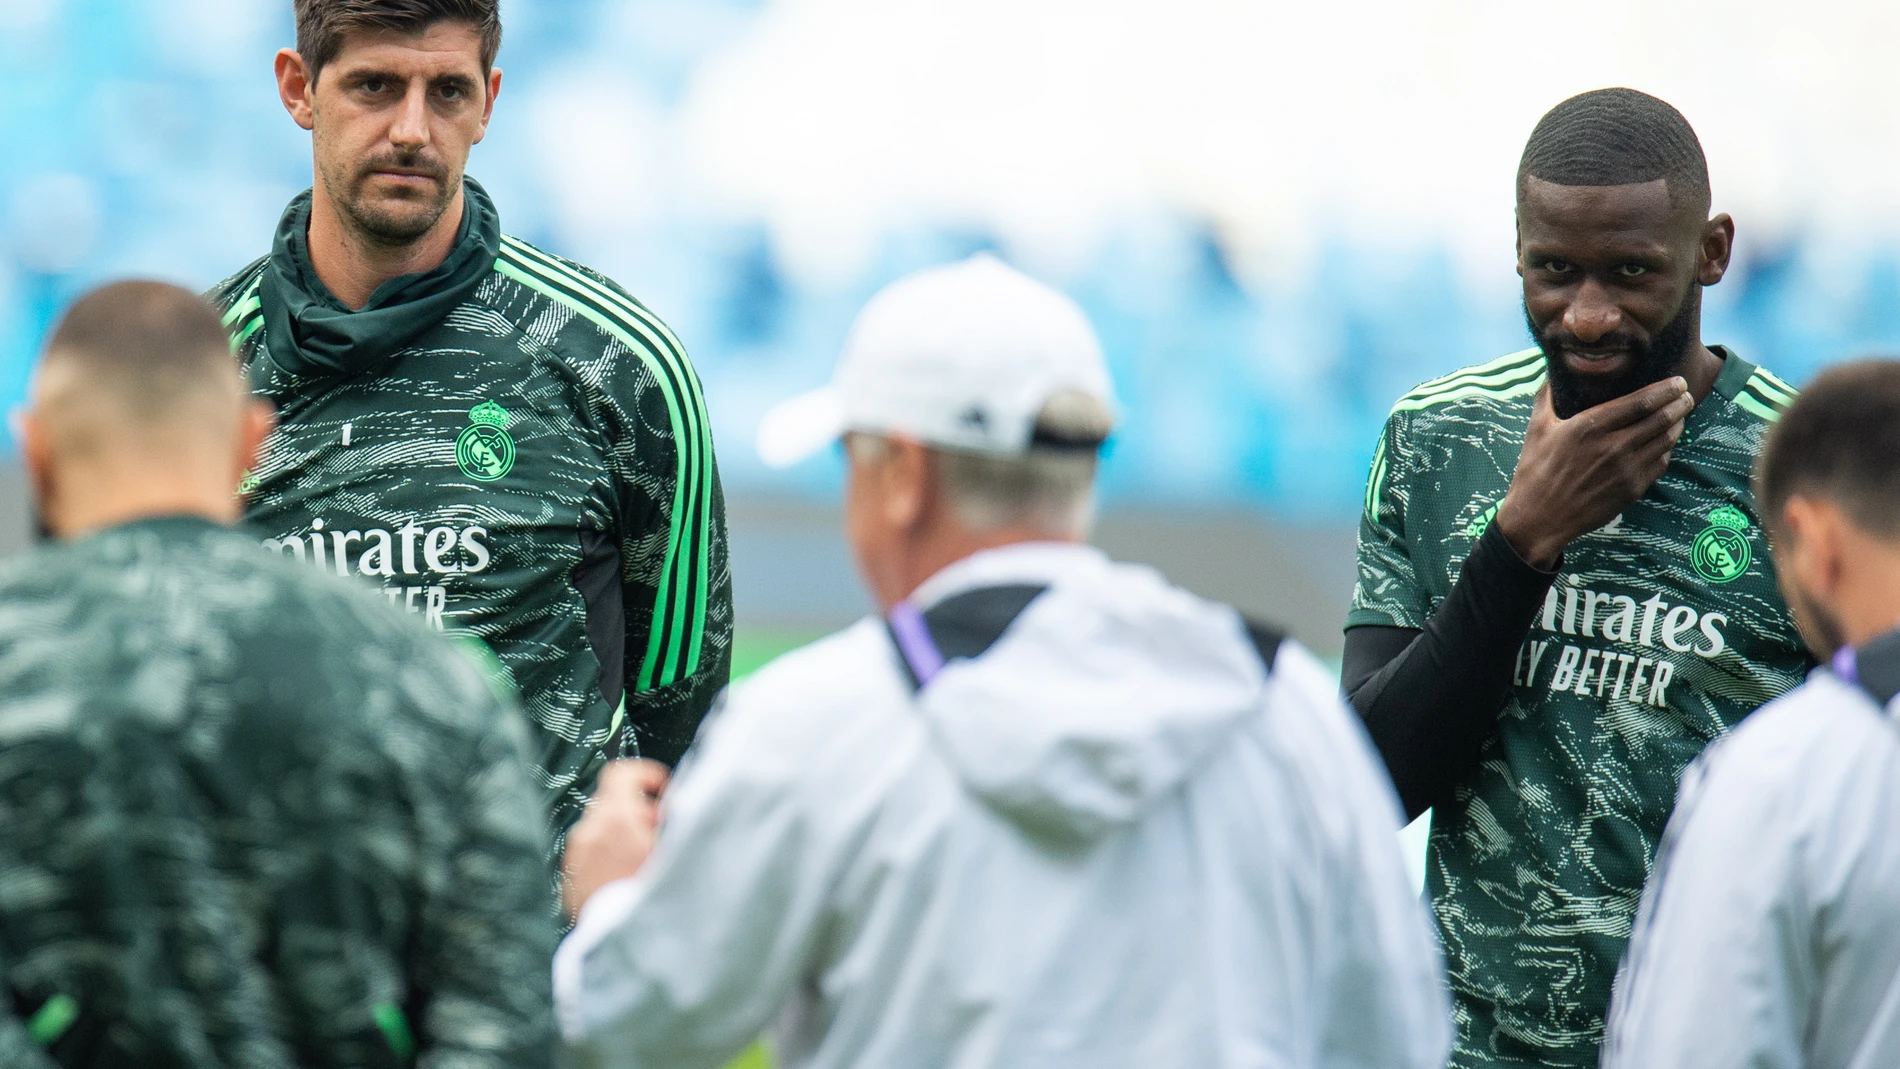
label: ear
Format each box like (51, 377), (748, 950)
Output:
(276, 48), (316, 131)
(1698, 212), (1734, 287)
(17, 409), (56, 526)
(1780, 495), (1843, 600)
(883, 437), (932, 532)
(233, 400), (276, 495)
(474, 67), (502, 144)
(1513, 206), (1525, 278)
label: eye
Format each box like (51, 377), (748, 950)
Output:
(359, 78), (388, 95)
(1539, 258), (1573, 273)
(1616, 263), (1648, 277)
(439, 84), (464, 100)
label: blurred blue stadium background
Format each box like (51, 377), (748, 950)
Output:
(6, 0), (1900, 647)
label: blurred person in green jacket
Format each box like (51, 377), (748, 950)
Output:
(0, 280), (557, 1068)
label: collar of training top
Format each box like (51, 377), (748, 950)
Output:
(884, 583), (1286, 692)
(887, 584), (1051, 689)
(1834, 627), (1900, 709)
(258, 177), (502, 380)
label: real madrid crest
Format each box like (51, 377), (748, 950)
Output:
(457, 400), (516, 482)
(1692, 504), (1752, 584)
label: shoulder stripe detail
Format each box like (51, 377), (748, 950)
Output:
(1400, 360), (1544, 406)
(1754, 366), (1798, 395)
(1741, 385), (1791, 413)
(1364, 433), (1389, 518)
(221, 276), (263, 327)
(502, 236), (697, 374)
(497, 237), (717, 683)
(493, 248), (715, 690)
(1401, 348), (1543, 402)
(225, 275), (265, 354)
(1392, 369), (1545, 413)
(231, 316), (264, 349)
(1738, 369), (1795, 423)
(498, 237), (712, 430)
(1734, 391), (1783, 423)
(1746, 371), (1796, 405)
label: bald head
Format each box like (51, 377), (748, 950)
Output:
(24, 281), (272, 537)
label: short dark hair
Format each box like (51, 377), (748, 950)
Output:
(1518, 88), (1710, 213)
(294, 0), (502, 85)
(1757, 360), (1900, 539)
(43, 281), (237, 415)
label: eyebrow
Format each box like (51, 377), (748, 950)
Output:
(335, 66), (481, 91)
(1521, 236), (1671, 251)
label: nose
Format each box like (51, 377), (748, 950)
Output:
(1562, 277), (1623, 345)
(389, 81), (431, 153)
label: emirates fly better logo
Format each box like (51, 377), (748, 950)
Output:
(1692, 504), (1753, 584)
(456, 401), (516, 482)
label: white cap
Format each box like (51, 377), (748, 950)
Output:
(756, 254), (1115, 468)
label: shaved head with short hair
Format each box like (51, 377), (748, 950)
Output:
(1758, 361), (1900, 539)
(1518, 88), (1711, 215)
(24, 280), (272, 537)
(37, 281), (244, 456)
(1755, 359), (1900, 660)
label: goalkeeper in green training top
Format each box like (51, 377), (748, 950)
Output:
(208, 0), (732, 846)
(1345, 88), (1811, 1068)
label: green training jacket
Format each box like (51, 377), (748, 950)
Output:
(0, 516), (557, 1068)
(210, 178), (732, 840)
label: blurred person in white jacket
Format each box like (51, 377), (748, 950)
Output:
(1603, 360), (1900, 1069)
(554, 254), (1451, 1069)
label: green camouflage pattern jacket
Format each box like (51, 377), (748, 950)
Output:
(210, 178), (733, 844)
(0, 516), (557, 1068)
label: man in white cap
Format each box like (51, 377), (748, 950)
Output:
(554, 255), (1451, 1069)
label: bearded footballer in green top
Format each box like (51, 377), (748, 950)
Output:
(1345, 89), (1811, 1067)
(209, 0), (732, 844)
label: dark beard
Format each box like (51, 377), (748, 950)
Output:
(316, 140), (458, 247)
(1528, 285), (1700, 419)
(1788, 579), (1848, 663)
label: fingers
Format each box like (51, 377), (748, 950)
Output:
(590, 760), (668, 839)
(626, 759), (671, 799)
(1618, 414), (1686, 496)
(596, 759), (668, 805)
(1523, 386), (1560, 446)
(1582, 376), (1690, 431)
(1622, 392), (1696, 447)
(562, 764), (669, 922)
(1630, 422), (1684, 470)
(592, 762), (644, 807)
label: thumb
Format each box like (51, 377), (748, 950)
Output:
(1528, 383), (1558, 431)
(626, 759), (671, 801)
(593, 760), (656, 809)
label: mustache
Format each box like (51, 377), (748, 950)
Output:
(354, 153), (448, 183)
(1536, 328), (1648, 355)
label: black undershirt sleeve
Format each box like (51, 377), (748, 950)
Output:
(1343, 522), (1561, 821)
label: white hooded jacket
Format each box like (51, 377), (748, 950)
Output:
(555, 542), (1451, 1069)
(1602, 665), (1900, 1069)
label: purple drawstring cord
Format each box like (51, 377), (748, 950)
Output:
(887, 600), (947, 686)
(1832, 644), (1860, 687)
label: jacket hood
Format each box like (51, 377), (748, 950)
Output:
(259, 177), (501, 380)
(910, 543), (1271, 843)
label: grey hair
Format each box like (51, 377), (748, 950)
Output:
(849, 390), (1114, 536)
